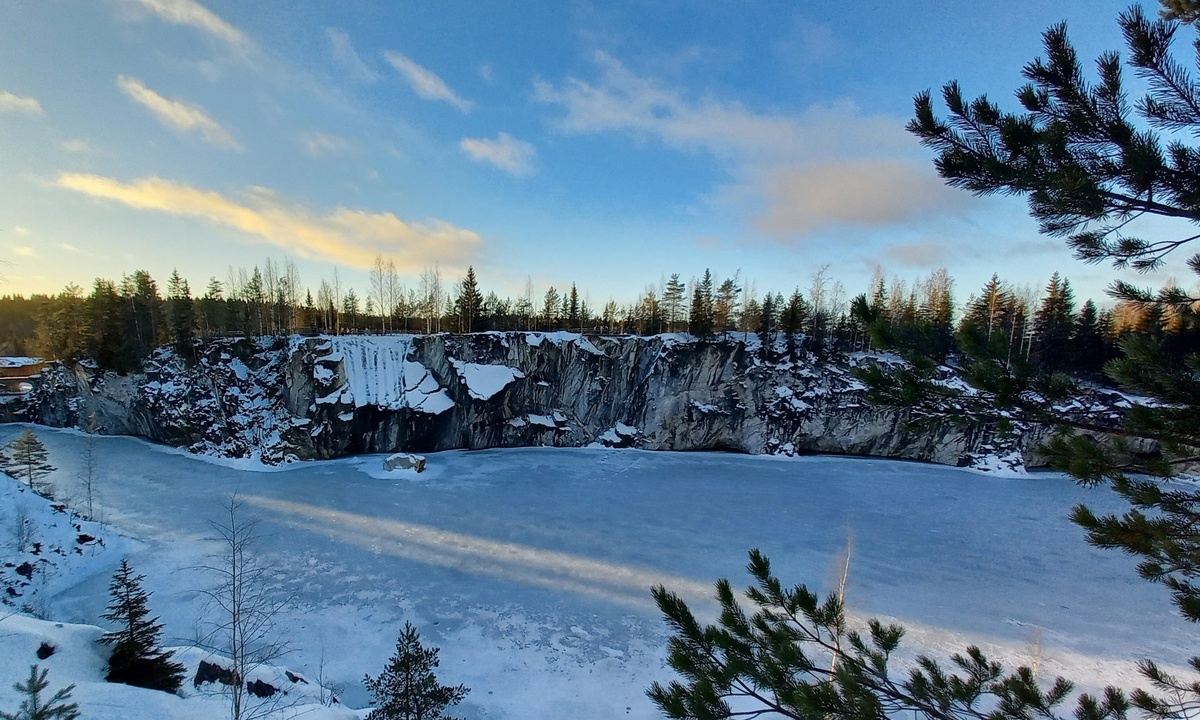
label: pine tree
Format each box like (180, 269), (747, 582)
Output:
(852, 5), (1200, 718)
(648, 550), (1113, 720)
(99, 559), (185, 693)
(0, 666), (79, 720)
(364, 622), (468, 720)
(7, 429), (54, 495)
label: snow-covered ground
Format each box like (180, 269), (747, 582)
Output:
(0, 424), (1193, 719)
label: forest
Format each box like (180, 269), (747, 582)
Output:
(0, 253), (1187, 379)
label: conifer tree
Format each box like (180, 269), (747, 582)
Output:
(99, 559), (185, 693)
(688, 270), (715, 339)
(757, 294), (776, 362)
(566, 283), (581, 331)
(1031, 273), (1076, 372)
(0, 666), (79, 720)
(166, 269), (196, 363)
(663, 275), (686, 332)
(7, 429), (54, 494)
(364, 622), (468, 720)
(454, 267), (483, 334)
(780, 290), (808, 356)
(541, 287), (560, 331)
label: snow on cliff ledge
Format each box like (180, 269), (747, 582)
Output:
(323, 335), (454, 414)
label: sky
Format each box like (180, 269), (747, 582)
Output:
(0, 0), (1190, 308)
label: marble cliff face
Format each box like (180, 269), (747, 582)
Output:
(11, 332), (1092, 470)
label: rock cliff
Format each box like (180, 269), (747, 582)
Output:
(5, 332), (1089, 469)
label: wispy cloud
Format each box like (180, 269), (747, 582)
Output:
(58, 242), (81, 254)
(124, 0), (250, 49)
(301, 131), (349, 157)
(327, 29), (377, 83)
(11, 246), (36, 258)
(56, 173), (483, 271)
(13, 227), (31, 237)
(62, 139), (90, 153)
(384, 51), (473, 112)
(460, 133), (536, 176)
(536, 52), (963, 241)
(117, 76), (241, 150)
(0, 91), (43, 115)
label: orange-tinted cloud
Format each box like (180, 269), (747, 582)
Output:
(57, 173), (483, 272)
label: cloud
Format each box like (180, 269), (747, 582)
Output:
(384, 51), (473, 112)
(56, 173), (483, 271)
(459, 133), (536, 176)
(58, 242), (81, 254)
(301, 131), (349, 157)
(124, 0), (250, 49)
(62, 139), (90, 153)
(535, 52), (961, 240)
(327, 29), (377, 83)
(754, 159), (958, 236)
(883, 241), (951, 268)
(0, 91), (43, 115)
(117, 76), (241, 150)
(13, 227), (31, 237)
(11, 246), (36, 258)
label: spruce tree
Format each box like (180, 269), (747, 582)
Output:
(0, 666), (78, 720)
(99, 559), (185, 693)
(454, 267), (482, 334)
(1031, 273), (1075, 372)
(688, 270), (715, 339)
(364, 622), (468, 720)
(7, 429), (54, 495)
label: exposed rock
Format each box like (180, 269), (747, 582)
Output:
(246, 679), (279, 698)
(0, 332), (1123, 471)
(384, 453), (426, 473)
(194, 660), (237, 688)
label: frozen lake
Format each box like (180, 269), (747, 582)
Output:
(11, 426), (1195, 719)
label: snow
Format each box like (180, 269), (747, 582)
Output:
(448, 359), (524, 400)
(0, 357), (43, 368)
(326, 335), (453, 415)
(527, 414), (557, 428)
(524, 331), (605, 356)
(0, 425), (1193, 720)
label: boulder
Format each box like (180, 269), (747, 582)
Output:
(384, 453), (426, 473)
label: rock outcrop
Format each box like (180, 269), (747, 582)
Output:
(2, 332), (1112, 470)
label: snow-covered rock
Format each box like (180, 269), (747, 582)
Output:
(2, 333), (1117, 470)
(383, 452), (426, 473)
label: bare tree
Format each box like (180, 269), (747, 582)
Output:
(198, 494), (290, 720)
(78, 415), (99, 521)
(370, 255), (388, 334)
(384, 259), (401, 334)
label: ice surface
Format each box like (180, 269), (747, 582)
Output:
(3, 426), (1193, 720)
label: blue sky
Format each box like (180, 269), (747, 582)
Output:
(0, 0), (1185, 308)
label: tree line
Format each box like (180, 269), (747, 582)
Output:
(2, 256), (1196, 377)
